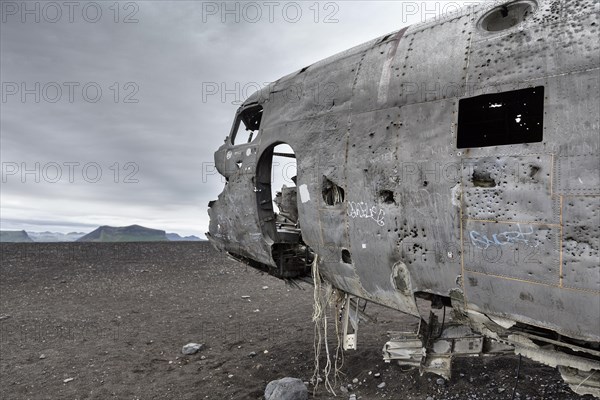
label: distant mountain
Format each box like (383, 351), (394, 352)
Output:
(77, 225), (168, 242)
(0, 230), (34, 243)
(2, 226), (202, 243)
(28, 231), (86, 242)
(166, 233), (202, 241)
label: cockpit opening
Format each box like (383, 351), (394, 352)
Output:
(230, 104), (263, 145)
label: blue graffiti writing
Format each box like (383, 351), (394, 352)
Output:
(469, 224), (538, 250)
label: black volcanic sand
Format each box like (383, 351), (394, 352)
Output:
(0, 243), (593, 399)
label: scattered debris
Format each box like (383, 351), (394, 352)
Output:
(377, 382), (386, 389)
(63, 378), (74, 383)
(39, 354), (46, 359)
(241, 295), (251, 299)
(264, 377), (308, 400)
(374, 372), (381, 378)
(181, 343), (203, 355)
(249, 352), (257, 358)
(349, 395), (357, 400)
(262, 286), (269, 290)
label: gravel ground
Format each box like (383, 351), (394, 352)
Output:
(0, 242), (594, 399)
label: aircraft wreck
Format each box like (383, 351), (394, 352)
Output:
(207, 0), (600, 396)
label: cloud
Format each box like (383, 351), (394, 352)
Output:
(1, 1), (466, 236)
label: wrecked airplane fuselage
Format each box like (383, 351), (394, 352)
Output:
(207, 0), (600, 396)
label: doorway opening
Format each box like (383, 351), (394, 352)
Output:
(255, 143), (313, 278)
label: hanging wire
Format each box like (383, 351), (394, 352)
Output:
(511, 354), (522, 400)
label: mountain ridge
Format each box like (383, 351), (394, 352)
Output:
(0, 230), (34, 243)
(77, 225), (168, 242)
(1, 225), (203, 242)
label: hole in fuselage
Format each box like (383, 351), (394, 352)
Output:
(380, 190), (396, 204)
(472, 170), (497, 188)
(341, 249), (353, 264)
(322, 176), (345, 205)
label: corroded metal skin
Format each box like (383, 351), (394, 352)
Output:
(207, 0), (599, 390)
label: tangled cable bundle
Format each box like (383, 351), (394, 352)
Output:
(311, 255), (346, 396)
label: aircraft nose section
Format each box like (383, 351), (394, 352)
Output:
(213, 143), (232, 179)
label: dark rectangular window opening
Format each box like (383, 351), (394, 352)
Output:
(457, 86), (544, 149)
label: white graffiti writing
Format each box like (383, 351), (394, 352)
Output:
(347, 201), (385, 226)
(469, 224), (538, 250)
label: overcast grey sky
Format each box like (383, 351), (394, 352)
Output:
(1, 1), (471, 237)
